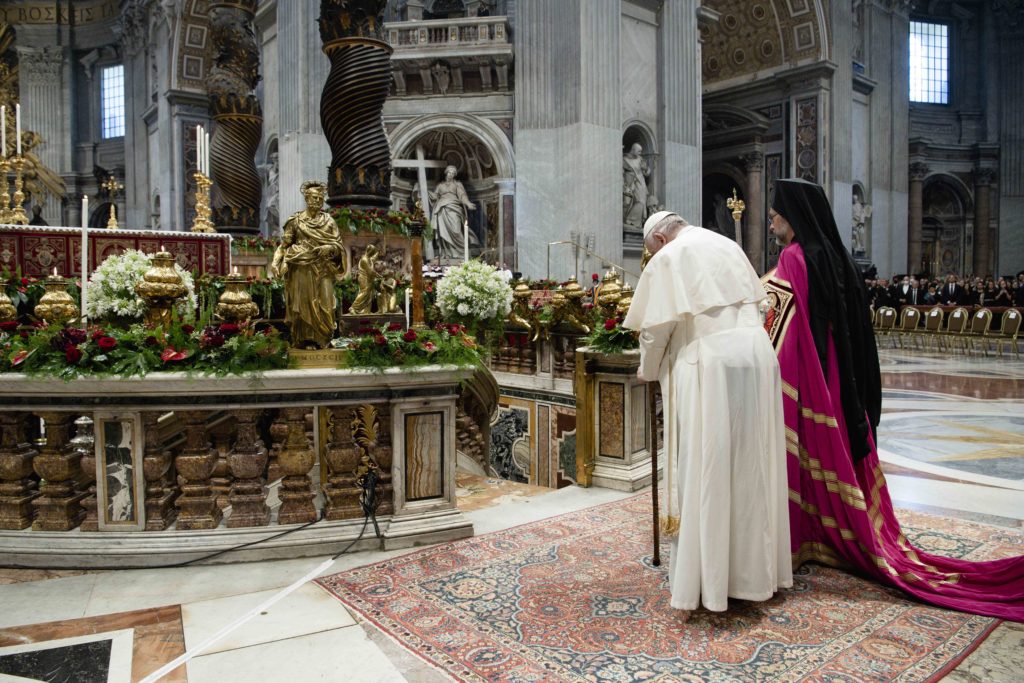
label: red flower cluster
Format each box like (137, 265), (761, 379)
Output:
(402, 329), (417, 342)
(0, 321), (18, 333)
(388, 322), (403, 332)
(604, 318), (619, 331)
(65, 346), (82, 363)
(373, 334), (387, 346)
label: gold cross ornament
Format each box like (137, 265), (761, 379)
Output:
(101, 175), (124, 229)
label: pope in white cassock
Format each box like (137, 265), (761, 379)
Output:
(623, 211), (792, 612)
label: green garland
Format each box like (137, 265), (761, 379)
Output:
(331, 207), (433, 241)
(0, 321), (289, 380)
(584, 316), (639, 354)
(343, 322), (481, 371)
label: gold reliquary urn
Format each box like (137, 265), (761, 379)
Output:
(135, 249), (187, 328)
(216, 270), (260, 324)
(34, 273), (78, 326)
(0, 289), (17, 321)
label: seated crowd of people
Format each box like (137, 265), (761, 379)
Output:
(865, 272), (1024, 309)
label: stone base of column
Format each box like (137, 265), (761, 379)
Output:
(592, 455), (661, 492)
(80, 489), (99, 532)
(227, 479), (270, 528)
(33, 484), (86, 531)
(324, 476), (363, 521)
(145, 485), (178, 531)
(278, 475), (317, 525)
(176, 483), (222, 530)
(0, 485), (39, 530)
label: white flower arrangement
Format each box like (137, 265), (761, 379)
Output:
(85, 249), (197, 322)
(436, 260), (513, 324)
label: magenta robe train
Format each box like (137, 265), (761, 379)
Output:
(764, 243), (1024, 622)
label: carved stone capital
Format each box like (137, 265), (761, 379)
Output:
(974, 167), (997, 187)
(16, 47), (64, 84)
(909, 162), (930, 182)
(118, 2), (150, 56)
(741, 151), (765, 173)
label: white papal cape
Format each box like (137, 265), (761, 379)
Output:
(623, 225), (792, 612)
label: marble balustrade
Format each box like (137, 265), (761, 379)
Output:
(0, 367), (489, 567)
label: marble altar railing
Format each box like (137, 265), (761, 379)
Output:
(0, 366), (495, 568)
(488, 331), (586, 381)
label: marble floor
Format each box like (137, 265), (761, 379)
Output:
(0, 348), (1021, 682)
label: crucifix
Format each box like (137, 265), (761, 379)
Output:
(101, 175), (124, 230)
(392, 145), (447, 257)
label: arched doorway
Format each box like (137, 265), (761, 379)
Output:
(922, 176), (971, 277)
(701, 170), (744, 240)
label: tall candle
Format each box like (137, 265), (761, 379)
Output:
(205, 131), (210, 176)
(404, 288), (410, 330)
(463, 220), (469, 263)
(15, 103), (21, 156)
(196, 125), (203, 175)
(1, 105), (5, 157)
(81, 195), (89, 321)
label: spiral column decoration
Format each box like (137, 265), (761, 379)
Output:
(319, 0), (393, 209)
(207, 1), (262, 233)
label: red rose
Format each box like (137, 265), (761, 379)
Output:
(20, 277), (29, 286)
(91, 328), (106, 341)
(0, 321), (17, 333)
(374, 334), (387, 346)
(219, 323), (239, 336)
(181, 324), (195, 335)
(144, 335), (159, 347)
(388, 322), (403, 332)
(402, 329), (417, 342)
(97, 336), (117, 351)
(19, 330), (29, 339)
(203, 333), (225, 348)
(65, 346), (83, 364)
(604, 318), (618, 331)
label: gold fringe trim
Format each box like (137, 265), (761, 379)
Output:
(799, 406), (840, 428)
(661, 515), (680, 536)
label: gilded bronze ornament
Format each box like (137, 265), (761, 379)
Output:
(33, 273), (78, 325)
(135, 249), (187, 328)
(216, 271), (260, 323)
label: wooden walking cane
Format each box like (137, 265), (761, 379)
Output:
(649, 380), (660, 566)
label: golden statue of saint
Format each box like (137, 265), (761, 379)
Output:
(349, 244), (379, 316)
(270, 181), (345, 349)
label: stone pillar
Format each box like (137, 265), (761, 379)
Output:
(742, 152), (765, 273)
(659, 0), (703, 224)
(973, 168), (996, 277)
(119, 2), (153, 229)
(174, 410), (222, 530)
(227, 409), (270, 527)
(319, 0), (393, 209)
(32, 413), (85, 531)
(0, 413), (39, 530)
(908, 162), (929, 275)
(324, 406), (363, 520)
(16, 46), (69, 226)
(208, 0), (263, 234)
(143, 412), (177, 531)
(73, 416), (99, 532)
(494, 179), (515, 268)
(277, 408), (317, 524)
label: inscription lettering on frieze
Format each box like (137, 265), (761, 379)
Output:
(0, 0), (118, 25)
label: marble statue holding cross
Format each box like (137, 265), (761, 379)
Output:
(393, 145), (447, 259)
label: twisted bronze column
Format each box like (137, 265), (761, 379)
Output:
(208, 1), (263, 233)
(319, 0), (393, 209)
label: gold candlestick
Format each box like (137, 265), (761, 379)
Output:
(0, 158), (11, 224)
(191, 172), (216, 233)
(8, 156), (28, 226)
(727, 187), (746, 222)
(100, 175), (124, 229)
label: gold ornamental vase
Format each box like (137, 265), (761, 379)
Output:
(615, 282), (634, 318)
(135, 249), (187, 328)
(597, 268), (622, 313)
(0, 289), (17, 321)
(216, 273), (260, 323)
(34, 276), (78, 326)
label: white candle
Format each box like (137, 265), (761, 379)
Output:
(404, 288), (410, 329)
(232, 266), (238, 275)
(81, 195), (89, 321)
(1, 105), (6, 157)
(15, 103), (21, 156)
(463, 220), (469, 263)
(52, 266), (58, 277)
(205, 131), (210, 176)
(196, 125), (203, 175)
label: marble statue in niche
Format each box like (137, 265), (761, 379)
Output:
(261, 151), (280, 234)
(622, 143), (651, 229)
(430, 165), (477, 259)
(852, 190), (871, 256)
(431, 61), (451, 95)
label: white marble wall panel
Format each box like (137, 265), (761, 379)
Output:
(998, 197), (1024, 274)
(620, 15), (658, 130)
(853, 98), (869, 187)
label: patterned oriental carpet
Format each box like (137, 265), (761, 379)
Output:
(317, 495), (1022, 682)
